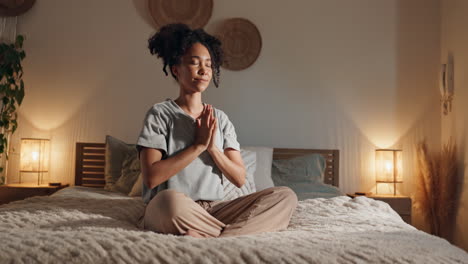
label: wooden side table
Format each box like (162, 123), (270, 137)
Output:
(0, 184), (69, 205)
(347, 193), (412, 225)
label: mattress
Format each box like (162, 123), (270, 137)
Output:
(0, 186), (466, 263)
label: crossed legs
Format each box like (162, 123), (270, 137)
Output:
(143, 186), (298, 238)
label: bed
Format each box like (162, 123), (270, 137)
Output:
(0, 141), (466, 263)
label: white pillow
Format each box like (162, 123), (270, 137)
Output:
(242, 146), (274, 191)
(222, 149), (257, 201)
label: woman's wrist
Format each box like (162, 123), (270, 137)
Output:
(207, 145), (220, 156)
(193, 143), (207, 153)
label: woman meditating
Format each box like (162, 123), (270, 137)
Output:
(136, 23), (297, 238)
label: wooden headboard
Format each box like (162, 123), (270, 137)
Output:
(75, 143), (106, 187)
(75, 143), (340, 188)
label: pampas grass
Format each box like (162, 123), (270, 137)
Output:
(415, 139), (457, 239)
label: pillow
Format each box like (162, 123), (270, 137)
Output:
(104, 135), (137, 190)
(128, 173), (143, 197)
(271, 153), (343, 200)
(222, 149), (257, 201)
(271, 153), (325, 186)
(111, 151), (141, 195)
(241, 146), (274, 191)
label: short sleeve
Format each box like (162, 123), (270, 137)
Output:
(136, 106), (168, 158)
(219, 110), (240, 151)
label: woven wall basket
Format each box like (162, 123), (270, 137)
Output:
(216, 18), (262, 71)
(0, 0), (35, 17)
(148, 0), (213, 29)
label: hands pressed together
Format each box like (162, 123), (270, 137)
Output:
(194, 104), (218, 153)
(193, 104), (245, 187)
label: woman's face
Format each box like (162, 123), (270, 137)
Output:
(172, 42), (213, 94)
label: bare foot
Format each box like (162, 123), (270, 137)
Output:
(184, 230), (206, 238)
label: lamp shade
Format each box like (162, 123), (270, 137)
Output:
(375, 149), (402, 195)
(20, 138), (50, 172)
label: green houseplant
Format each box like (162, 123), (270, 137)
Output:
(0, 35), (26, 185)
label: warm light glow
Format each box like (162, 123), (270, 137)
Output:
(20, 139), (50, 172)
(384, 161), (393, 173)
(375, 149), (403, 182)
(32, 151), (39, 161)
(375, 149), (403, 195)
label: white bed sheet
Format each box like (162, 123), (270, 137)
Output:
(0, 186), (466, 263)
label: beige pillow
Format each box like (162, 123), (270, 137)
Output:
(104, 135), (137, 190)
(128, 172), (143, 197)
(111, 151), (140, 195)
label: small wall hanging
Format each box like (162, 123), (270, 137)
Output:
(440, 57), (454, 115)
(0, 0), (35, 17)
(148, 0), (213, 29)
(216, 18), (262, 71)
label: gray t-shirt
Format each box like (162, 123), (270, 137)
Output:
(136, 98), (241, 204)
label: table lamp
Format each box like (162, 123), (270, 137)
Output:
(19, 138), (50, 185)
(375, 149), (402, 195)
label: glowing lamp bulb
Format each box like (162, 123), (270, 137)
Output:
(32, 151), (39, 161)
(385, 161), (393, 172)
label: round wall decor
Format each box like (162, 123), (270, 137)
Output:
(216, 18), (262, 71)
(0, 0), (35, 17)
(148, 0), (213, 29)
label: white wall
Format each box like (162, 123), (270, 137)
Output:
(8, 0), (441, 232)
(441, 0), (468, 252)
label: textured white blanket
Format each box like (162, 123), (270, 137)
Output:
(0, 187), (466, 263)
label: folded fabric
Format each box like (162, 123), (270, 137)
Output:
(286, 182), (343, 200)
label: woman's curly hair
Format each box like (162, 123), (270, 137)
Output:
(148, 23), (223, 87)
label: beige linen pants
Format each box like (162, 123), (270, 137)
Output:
(141, 186), (298, 238)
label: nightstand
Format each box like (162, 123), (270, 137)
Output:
(347, 193), (412, 225)
(0, 184), (69, 205)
